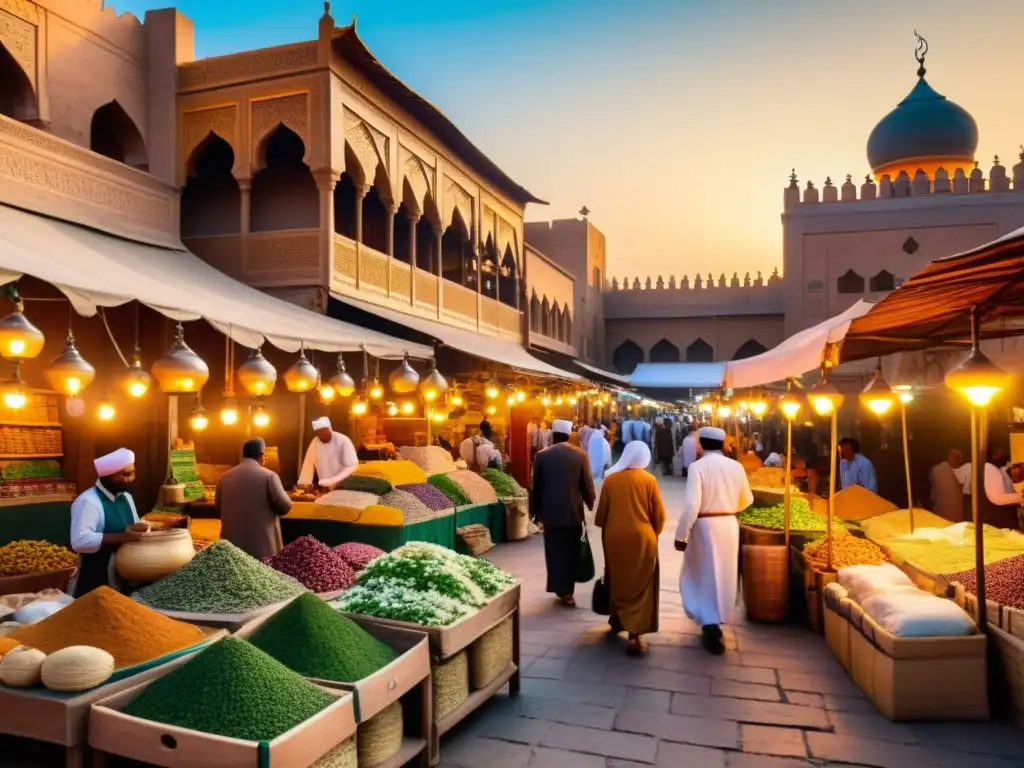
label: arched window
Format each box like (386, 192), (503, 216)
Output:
(649, 338), (681, 364)
(869, 269), (896, 293)
(733, 339), (768, 360)
(837, 269), (865, 295)
(686, 338), (714, 363)
(498, 244), (518, 308)
(361, 163), (391, 253)
(90, 101), (147, 169)
(540, 297), (551, 336)
(251, 125), (317, 231)
(0, 43), (37, 121)
(613, 340), (644, 375)
(181, 134), (240, 238)
(441, 209), (470, 286)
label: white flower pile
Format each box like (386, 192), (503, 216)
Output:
(337, 542), (515, 626)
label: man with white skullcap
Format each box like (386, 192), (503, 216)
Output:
(674, 426), (753, 654)
(531, 419), (596, 606)
(69, 448), (148, 596)
(298, 417), (358, 490)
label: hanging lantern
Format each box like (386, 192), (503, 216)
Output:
(236, 346), (277, 397)
(401, 400), (416, 415)
(0, 362), (28, 410)
(419, 360), (448, 403)
(220, 395), (239, 426)
(44, 331), (96, 397)
(189, 403), (209, 432)
(568, 394), (578, 406)
(540, 391), (552, 407)
(283, 348), (319, 393)
(0, 298), (45, 359)
(486, 404), (497, 416)
(96, 398), (116, 422)
(485, 378), (501, 399)
(860, 364), (896, 416)
(119, 346), (152, 398)
(367, 378), (385, 401)
(388, 352), (420, 394)
(351, 397), (369, 416)
(152, 323), (210, 394)
(448, 383), (464, 408)
(386, 401), (399, 417)
(252, 405), (270, 428)
(506, 394), (515, 406)
(431, 410), (446, 424)
(554, 394), (564, 406)
(515, 389), (526, 403)
(327, 355), (356, 398)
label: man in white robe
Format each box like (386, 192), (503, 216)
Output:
(298, 417), (358, 490)
(587, 425), (612, 481)
(675, 426), (753, 654)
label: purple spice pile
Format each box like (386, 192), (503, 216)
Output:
(946, 554), (1024, 609)
(333, 542), (386, 570)
(397, 482), (455, 512)
(263, 536), (356, 593)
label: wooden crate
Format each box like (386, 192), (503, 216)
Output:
(144, 598), (292, 631)
(88, 680), (356, 768)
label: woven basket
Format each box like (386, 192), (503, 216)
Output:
(504, 497), (530, 541)
(357, 701), (403, 768)
(0, 567), (75, 598)
(469, 615), (513, 690)
(309, 736), (357, 768)
(457, 524), (494, 556)
(433, 650), (470, 722)
(741, 545), (789, 623)
(114, 528), (195, 583)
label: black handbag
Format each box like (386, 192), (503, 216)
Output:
(574, 527), (596, 583)
(591, 570), (610, 615)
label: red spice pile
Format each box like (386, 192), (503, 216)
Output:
(334, 542), (386, 570)
(263, 536), (356, 593)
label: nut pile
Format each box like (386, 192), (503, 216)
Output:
(262, 537), (356, 593)
(945, 554), (1024, 609)
(803, 530), (888, 570)
(0, 540), (77, 576)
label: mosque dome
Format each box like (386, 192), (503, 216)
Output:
(866, 38), (978, 179)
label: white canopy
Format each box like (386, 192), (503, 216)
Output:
(630, 362), (728, 389)
(332, 293), (580, 381)
(0, 205), (431, 358)
(575, 360), (631, 386)
(725, 300), (873, 388)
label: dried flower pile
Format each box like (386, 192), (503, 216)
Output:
(10, 587), (206, 669)
(123, 637), (337, 741)
(0, 540), (77, 576)
(333, 542), (385, 570)
(133, 540), (306, 614)
(248, 593), (397, 682)
(262, 537), (357, 593)
(338, 542), (514, 626)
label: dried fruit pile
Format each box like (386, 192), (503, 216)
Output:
(0, 540), (77, 576)
(262, 536), (356, 593)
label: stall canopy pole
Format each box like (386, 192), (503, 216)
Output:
(901, 402), (915, 533)
(968, 306), (989, 634)
(784, 418), (792, 550)
(826, 408), (837, 571)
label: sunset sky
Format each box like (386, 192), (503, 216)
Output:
(115, 0), (1023, 281)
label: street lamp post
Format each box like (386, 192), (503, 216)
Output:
(778, 380), (804, 549)
(810, 369), (845, 571)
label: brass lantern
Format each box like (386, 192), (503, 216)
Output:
(388, 352), (420, 394)
(0, 361), (28, 409)
(151, 323), (209, 394)
(236, 346), (277, 397)
(419, 360), (448, 403)
(327, 355), (356, 398)
(0, 298), (45, 359)
(283, 348), (319, 393)
(119, 346), (152, 398)
(44, 331), (96, 397)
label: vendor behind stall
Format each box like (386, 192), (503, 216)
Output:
(69, 448), (148, 597)
(956, 444), (1023, 529)
(298, 417), (358, 490)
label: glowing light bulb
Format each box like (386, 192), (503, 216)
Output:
(369, 383), (384, 400)
(450, 393), (464, 407)
(387, 402), (399, 417)
(3, 391), (25, 409)
(129, 381), (147, 398)
(748, 400), (768, 417)
(351, 399), (369, 416)
(541, 395), (551, 407)
(569, 396), (578, 406)
(190, 412), (209, 431)
(63, 377), (82, 396)
(252, 407), (270, 428)
(221, 408), (238, 425)
(811, 396), (835, 416)
(486, 405), (496, 415)
(432, 411), (446, 423)
(515, 391), (525, 403)
(555, 396), (563, 406)
(401, 401), (415, 415)
(717, 405), (733, 418)
(963, 387), (1000, 408)
(97, 402), (115, 421)
(423, 389), (438, 402)
(319, 384), (336, 403)
(8, 340), (25, 356)
(864, 398), (894, 416)
(780, 401), (801, 420)
(506, 396), (515, 406)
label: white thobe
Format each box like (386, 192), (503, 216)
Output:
(681, 435), (698, 469)
(676, 451), (753, 627)
(587, 433), (612, 481)
(955, 462), (1022, 506)
(69, 483), (140, 554)
(298, 432), (358, 488)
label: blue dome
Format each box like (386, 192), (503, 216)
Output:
(866, 77), (978, 173)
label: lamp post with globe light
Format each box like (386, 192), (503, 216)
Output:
(809, 368), (845, 571)
(778, 380), (805, 548)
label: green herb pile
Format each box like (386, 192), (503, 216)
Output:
(133, 540), (306, 613)
(248, 593), (397, 682)
(123, 637), (336, 741)
(427, 473), (472, 506)
(339, 475), (393, 495)
(739, 499), (839, 532)
(337, 542), (515, 626)
(480, 468), (526, 500)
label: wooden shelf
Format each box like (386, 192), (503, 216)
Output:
(0, 422), (62, 428)
(0, 494), (75, 507)
(0, 453), (63, 459)
(435, 662), (518, 737)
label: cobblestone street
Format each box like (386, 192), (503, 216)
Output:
(439, 477), (1024, 768)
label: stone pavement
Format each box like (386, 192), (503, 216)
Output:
(439, 476), (1024, 768)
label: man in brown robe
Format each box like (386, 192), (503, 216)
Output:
(216, 438), (293, 560)
(531, 419), (596, 606)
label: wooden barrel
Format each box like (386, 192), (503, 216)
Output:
(742, 545), (790, 623)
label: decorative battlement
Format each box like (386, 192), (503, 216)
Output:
(785, 152), (1024, 209)
(605, 268), (781, 293)
(603, 270), (784, 320)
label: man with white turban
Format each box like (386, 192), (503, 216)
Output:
(298, 417), (358, 490)
(674, 427), (753, 654)
(70, 448), (148, 596)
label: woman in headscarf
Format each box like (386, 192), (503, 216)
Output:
(595, 441), (666, 655)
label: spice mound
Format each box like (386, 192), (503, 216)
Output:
(480, 469), (526, 501)
(803, 529), (888, 570)
(738, 499), (833, 532)
(133, 540), (306, 614)
(396, 483), (454, 512)
(333, 542), (385, 571)
(249, 593), (397, 682)
(379, 489), (439, 523)
(123, 637), (337, 742)
(9, 586), (206, 669)
(447, 470), (499, 504)
(263, 537), (356, 593)
(0, 540), (77, 576)
(427, 474), (471, 506)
